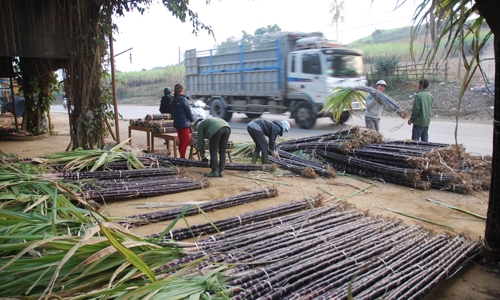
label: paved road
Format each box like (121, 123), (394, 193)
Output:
(51, 105), (493, 156)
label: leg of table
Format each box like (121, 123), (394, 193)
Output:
(146, 130), (150, 153)
(128, 127), (132, 146)
(151, 135), (155, 153)
(173, 137), (178, 158)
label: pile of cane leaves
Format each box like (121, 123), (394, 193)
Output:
(0, 151), (229, 299)
(42, 140), (145, 172)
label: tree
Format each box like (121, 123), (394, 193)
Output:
(213, 25), (282, 54)
(1, 0), (214, 150)
(329, 0), (346, 42)
(254, 24), (282, 35)
(404, 0), (500, 260)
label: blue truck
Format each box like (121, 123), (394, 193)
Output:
(185, 31), (367, 129)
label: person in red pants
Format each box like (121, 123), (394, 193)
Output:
(170, 84), (194, 158)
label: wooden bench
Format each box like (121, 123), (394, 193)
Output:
(151, 132), (178, 157)
(128, 126), (152, 152)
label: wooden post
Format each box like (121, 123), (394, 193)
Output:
(8, 60), (19, 131)
(109, 3), (120, 144)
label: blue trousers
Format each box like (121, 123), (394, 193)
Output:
(412, 124), (429, 142)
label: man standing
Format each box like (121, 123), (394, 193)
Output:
(365, 80), (387, 132)
(408, 78), (434, 142)
(159, 87), (173, 114)
(195, 117), (231, 178)
(247, 118), (290, 164)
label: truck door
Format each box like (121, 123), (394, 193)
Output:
(298, 52), (327, 105)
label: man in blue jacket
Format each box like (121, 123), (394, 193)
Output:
(247, 118), (290, 164)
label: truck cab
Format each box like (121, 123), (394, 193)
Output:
(287, 47), (367, 128)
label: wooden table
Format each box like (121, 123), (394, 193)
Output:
(128, 126), (151, 152)
(151, 132), (178, 157)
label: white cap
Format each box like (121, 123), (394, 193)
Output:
(376, 80), (387, 86)
(281, 121), (290, 133)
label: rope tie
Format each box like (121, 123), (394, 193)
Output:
(264, 280), (273, 290)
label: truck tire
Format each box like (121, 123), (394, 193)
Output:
(210, 98), (233, 121)
(294, 103), (317, 129)
(331, 111), (350, 124)
(245, 113), (262, 119)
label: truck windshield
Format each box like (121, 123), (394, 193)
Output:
(326, 55), (363, 77)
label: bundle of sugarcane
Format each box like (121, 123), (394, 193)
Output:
(152, 195), (323, 241)
(175, 205), (481, 300)
(269, 150), (336, 178)
(129, 119), (142, 126)
(348, 147), (416, 168)
(353, 85), (409, 118)
(269, 157), (319, 178)
(81, 176), (194, 189)
(144, 113), (172, 120)
(82, 178), (209, 201)
(152, 120), (174, 129)
(277, 128), (359, 146)
(313, 149), (421, 183)
(122, 186), (279, 227)
(155, 206), (362, 273)
(429, 182), (473, 194)
(330, 161), (432, 190)
(57, 166), (181, 180)
(151, 126), (177, 134)
(142, 153), (274, 171)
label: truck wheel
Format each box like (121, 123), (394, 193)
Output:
(245, 113), (262, 119)
(294, 103), (316, 129)
(210, 99), (233, 121)
(331, 111), (350, 124)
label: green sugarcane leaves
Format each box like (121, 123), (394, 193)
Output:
(323, 87), (367, 123)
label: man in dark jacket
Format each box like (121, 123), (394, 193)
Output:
(159, 87), (173, 114)
(247, 118), (290, 164)
(195, 117), (231, 177)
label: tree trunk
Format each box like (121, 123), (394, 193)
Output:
(476, 0), (500, 261)
(485, 36), (500, 259)
(66, 1), (107, 149)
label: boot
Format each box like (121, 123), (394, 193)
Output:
(218, 170), (224, 177)
(262, 155), (268, 165)
(251, 152), (259, 164)
(204, 167), (219, 177)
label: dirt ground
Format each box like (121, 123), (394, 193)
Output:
(1, 112), (499, 300)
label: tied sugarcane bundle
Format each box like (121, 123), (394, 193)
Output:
(151, 120), (174, 129)
(151, 127), (177, 134)
(353, 85), (409, 118)
(122, 186), (279, 228)
(151, 195), (324, 241)
(144, 113), (172, 120)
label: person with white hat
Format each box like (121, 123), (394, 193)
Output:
(365, 79), (387, 132)
(247, 118), (290, 164)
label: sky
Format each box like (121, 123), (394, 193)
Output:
(112, 0), (422, 72)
